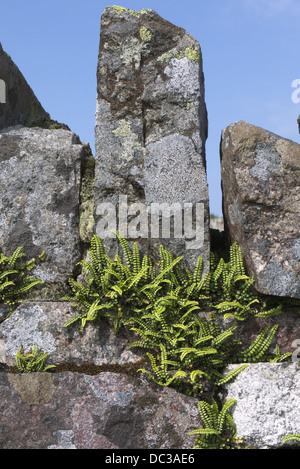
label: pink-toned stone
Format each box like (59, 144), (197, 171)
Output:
(0, 371), (200, 449)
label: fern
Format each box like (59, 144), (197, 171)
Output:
(137, 345), (186, 387)
(281, 434), (300, 445)
(15, 345), (56, 373)
(236, 325), (279, 363)
(0, 246), (43, 317)
(62, 235), (291, 449)
(215, 364), (249, 386)
(188, 398), (243, 449)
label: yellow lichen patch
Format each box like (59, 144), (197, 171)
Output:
(112, 119), (144, 162)
(110, 6), (140, 16)
(177, 46), (201, 63)
(157, 46), (201, 64)
(139, 26), (152, 42)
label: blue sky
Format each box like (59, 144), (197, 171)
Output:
(1, 0), (300, 216)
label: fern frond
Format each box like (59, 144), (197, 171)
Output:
(114, 231), (133, 269)
(255, 304), (282, 318)
(132, 242), (141, 275)
(216, 364), (249, 386)
(281, 434), (300, 444)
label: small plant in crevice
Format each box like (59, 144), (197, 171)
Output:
(15, 345), (56, 373)
(187, 398), (245, 449)
(207, 244), (284, 321)
(0, 246), (44, 318)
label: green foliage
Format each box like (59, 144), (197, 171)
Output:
(0, 246), (43, 317)
(281, 434), (300, 445)
(15, 345), (56, 373)
(188, 398), (245, 449)
(63, 233), (187, 332)
(208, 243), (282, 321)
(63, 234), (291, 448)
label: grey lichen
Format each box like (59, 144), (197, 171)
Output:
(112, 119), (144, 162)
(79, 151), (95, 243)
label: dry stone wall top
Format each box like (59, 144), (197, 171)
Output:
(0, 126), (93, 297)
(0, 43), (49, 130)
(95, 6), (210, 271)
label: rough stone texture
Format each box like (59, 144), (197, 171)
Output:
(0, 126), (93, 297)
(1, 301), (298, 369)
(224, 363), (300, 449)
(0, 302), (143, 368)
(95, 6), (210, 271)
(221, 120), (300, 298)
(0, 43), (49, 129)
(0, 371), (200, 449)
(209, 304), (300, 363)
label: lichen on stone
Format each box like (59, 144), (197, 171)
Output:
(120, 37), (141, 69)
(139, 26), (152, 42)
(112, 119), (143, 162)
(112, 119), (131, 138)
(110, 6), (140, 17)
(79, 152), (95, 244)
(178, 46), (201, 62)
(108, 6), (153, 17)
(157, 46), (201, 64)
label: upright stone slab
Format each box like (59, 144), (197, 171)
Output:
(95, 6), (210, 271)
(0, 126), (93, 297)
(221, 120), (300, 298)
(0, 43), (49, 129)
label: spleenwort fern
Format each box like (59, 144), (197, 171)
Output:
(15, 345), (56, 373)
(281, 434), (300, 445)
(63, 234), (292, 449)
(187, 398), (245, 449)
(0, 246), (43, 317)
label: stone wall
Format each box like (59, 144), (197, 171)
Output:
(0, 5), (299, 450)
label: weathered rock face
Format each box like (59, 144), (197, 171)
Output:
(225, 363), (300, 449)
(221, 120), (300, 298)
(95, 6), (210, 271)
(0, 302), (143, 368)
(0, 126), (93, 297)
(0, 43), (49, 129)
(0, 371), (200, 449)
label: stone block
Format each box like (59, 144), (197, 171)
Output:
(0, 301), (143, 368)
(224, 363), (300, 448)
(95, 6), (210, 271)
(0, 126), (92, 297)
(0, 371), (200, 449)
(221, 120), (300, 298)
